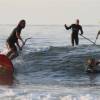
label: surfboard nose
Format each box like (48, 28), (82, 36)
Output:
(0, 54), (14, 85)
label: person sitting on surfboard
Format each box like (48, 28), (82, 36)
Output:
(86, 58), (100, 73)
(64, 19), (83, 46)
(6, 19), (26, 60)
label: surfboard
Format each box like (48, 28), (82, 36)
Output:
(0, 54), (14, 85)
(0, 54), (14, 75)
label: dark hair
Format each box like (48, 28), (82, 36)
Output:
(17, 19), (26, 27)
(76, 19), (79, 23)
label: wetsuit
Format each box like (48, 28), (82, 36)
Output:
(65, 24), (83, 46)
(6, 27), (22, 51)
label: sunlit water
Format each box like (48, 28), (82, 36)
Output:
(0, 25), (100, 100)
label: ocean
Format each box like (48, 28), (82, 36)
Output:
(0, 25), (100, 100)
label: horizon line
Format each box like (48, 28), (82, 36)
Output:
(0, 24), (99, 26)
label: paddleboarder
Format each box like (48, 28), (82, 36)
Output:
(64, 19), (83, 46)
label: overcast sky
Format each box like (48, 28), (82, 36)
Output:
(0, 0), (100, 25)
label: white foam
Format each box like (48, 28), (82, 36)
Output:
(79, 94), (93, 100)
(39, 94), (51, 100)
(60, 95), (73, 100)
(4, 89), (15, 96)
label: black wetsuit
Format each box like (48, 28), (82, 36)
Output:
(65, 24), (83, 46)
(6, 27), (22, 51)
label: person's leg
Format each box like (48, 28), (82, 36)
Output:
(6, 50), (13, 57)
(6, 42), (18, 60)
(75, 36), (79, 45)
(71, 34), (74, 46)
(6, 42), (12, 57)
(9, 45), (18, 60)
(9, 51), (18, 60)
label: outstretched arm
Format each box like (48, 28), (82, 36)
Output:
(64, 24), (72, 30)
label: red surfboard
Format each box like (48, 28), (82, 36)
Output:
(0, 54), (14, 74)
(0, 54), (14, 85)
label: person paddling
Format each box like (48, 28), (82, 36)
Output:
(6, 19), (26, 60)
(86, 58), (100, 73)
(64, 19), (83, 46)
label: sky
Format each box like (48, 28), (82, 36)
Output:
(0, 0), (100, 25)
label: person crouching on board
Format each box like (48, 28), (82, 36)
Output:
(87, 58), (100, 72)
(6, 19), (26, 60)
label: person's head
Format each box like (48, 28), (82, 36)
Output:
(76, 19), (79, 25)
(87, 58), (96, 66)
(17, 19), (26, 29)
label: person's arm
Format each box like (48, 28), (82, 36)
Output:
(16, 40), (22, 50)
(80, 26), (83, 35)
(96, 30), (100, 39)
(16, 32), (24, 44)
(64, 24), (72, 30)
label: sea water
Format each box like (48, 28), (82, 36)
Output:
(0, 25), (100, 100)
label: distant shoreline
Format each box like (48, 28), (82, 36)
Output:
(0, 24), (100, 27)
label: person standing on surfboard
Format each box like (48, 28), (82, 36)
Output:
(6, 19), (26, 60)
(64, 19), (83, 46)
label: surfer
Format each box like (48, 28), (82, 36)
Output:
(6, 19), (26, 60)
(86, 58), (100, 73)
(64, 19), (83, 46)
